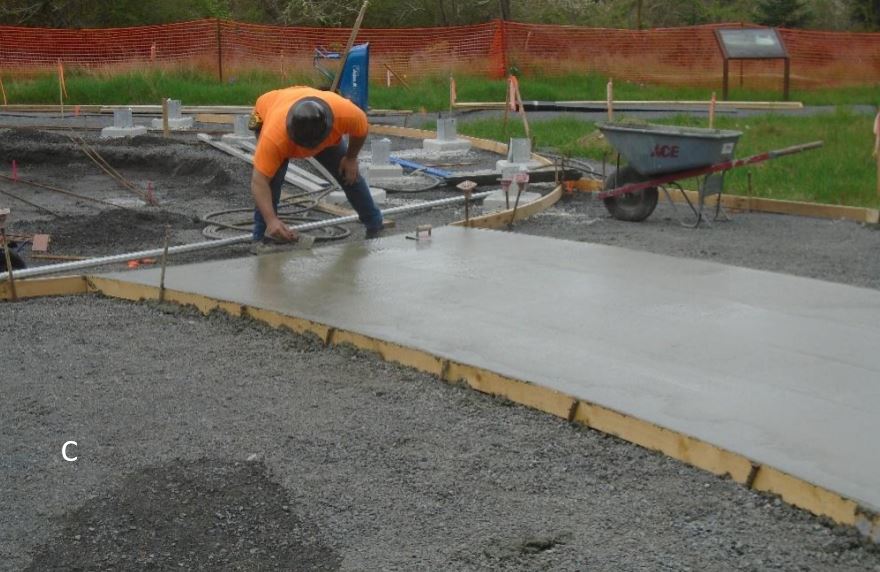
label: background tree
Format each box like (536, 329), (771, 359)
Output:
(754, 0), (813, 26)
(851, 0), (880, 29)
(0, 0), (863, 30)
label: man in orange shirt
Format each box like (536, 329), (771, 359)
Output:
(250, 86), (383, 245)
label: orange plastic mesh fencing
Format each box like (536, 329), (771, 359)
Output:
(1, 19), (879, 89)
(0, 19), (220, 71)
(219, 20), (500, 80)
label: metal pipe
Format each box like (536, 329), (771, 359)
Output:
(1, 191), (492, 282)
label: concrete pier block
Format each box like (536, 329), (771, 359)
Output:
(372, 138), (392, 164)
(368, 138), (403, 179)
(367, 164), (404, 179)
(482, 189), (541, 212)
(437, 118), (458, 141)
(327, 187), (387, 206)
(423, 117), (471, 153)
(482, 165), (540, 211)
(495, 137), (543, 170)
(508, 138), (531, 163)
(151, 99), (194, 130)
(221, 115), (256, 144)
(101, 109), (147, 138)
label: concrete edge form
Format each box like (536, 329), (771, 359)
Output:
(4, 274), (879, 542)
(0, 275), (89, 300)
(453, 185), (562, 228)
(601, 188), (880, 225)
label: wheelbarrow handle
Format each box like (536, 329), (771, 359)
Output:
(767, 140), (824, 160)
(599, 140), (825, 200)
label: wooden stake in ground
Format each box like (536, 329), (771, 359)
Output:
(606, 79), (614, 122)
(57, 60), (67, 118)
(383, 63), (409, 89)
(162, 98), (170, 138)
(330, 0), (369, 94)
(448, 75), (456, 114)
(709, 92), (717, 129)
(510, 75), (531, 140)
(0, 210), (18, 300)
(502, 77), (512, 139)
(0, 75), (7, 106)
(159, 224), (171, 303)
(874, 109), (880, 197)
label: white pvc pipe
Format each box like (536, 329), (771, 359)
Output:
(1, 191), (492, 282)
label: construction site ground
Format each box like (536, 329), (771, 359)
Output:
(2, 122), (880, 571)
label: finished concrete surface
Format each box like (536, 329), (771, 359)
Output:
(104, 227), (880, 512)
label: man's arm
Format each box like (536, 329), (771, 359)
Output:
(251, 168), (297, 241)
(339, 133), (367, 185)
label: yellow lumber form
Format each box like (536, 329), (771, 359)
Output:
(0, 275), (89, 301)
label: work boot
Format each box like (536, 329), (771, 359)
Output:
(365, 227), (383, 240)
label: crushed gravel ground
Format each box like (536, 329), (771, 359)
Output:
(3, 298), (879, 571)
(514, 194), (880, 291)
(2, 126), (880, 570)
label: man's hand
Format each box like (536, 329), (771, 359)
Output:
(339, 156), (359, 186)
(266, 218), (298, 242)
(252, 168), (297, 242)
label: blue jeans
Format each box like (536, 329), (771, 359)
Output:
(252, 141), (383, 240)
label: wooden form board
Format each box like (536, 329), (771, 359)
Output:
(70, 274), (880, 542)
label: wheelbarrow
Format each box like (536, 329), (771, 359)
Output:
(597, 122), (823, 227)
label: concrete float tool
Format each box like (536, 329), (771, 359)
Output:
(0, 191), (493, 282)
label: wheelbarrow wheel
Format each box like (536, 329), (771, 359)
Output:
(603, 166), (659, 222)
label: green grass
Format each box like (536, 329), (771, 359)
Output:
(2, 69), (877, 208)
(453, 109), (879, 209)
(4, 69), (879, 109)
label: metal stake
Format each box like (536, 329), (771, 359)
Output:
(162, 98), (170, 138)
(1, 228), (18, 301)
(508, 172), (529, 228)
(158, 224), (170, 302)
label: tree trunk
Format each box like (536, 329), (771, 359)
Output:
(498, 0), (511, 20)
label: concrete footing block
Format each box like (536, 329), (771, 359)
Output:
(150, 99), (194, 130)
(423, 117), (472, 153)
(495, 158), (544, 171)
(423, 138), (472, 153)
(152, 117), (194, 130)
(221, 114), (255, 144)
(101, 109), (148, 138)
(327, 187), (387, 206)
(101, 126), (148, 139)
(482, 190), (542, 212)
(367, 164), (404, 179)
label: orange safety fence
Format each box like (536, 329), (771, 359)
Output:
(1, 19), (879, 89)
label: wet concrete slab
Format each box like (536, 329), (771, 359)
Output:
(102, 226), (880, 511)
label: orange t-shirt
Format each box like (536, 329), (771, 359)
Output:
(252, 86), (369, 177)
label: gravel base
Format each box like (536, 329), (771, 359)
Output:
(2, 297), (879, 571)
(512, 194), (880, 291)
(3, 126), (880, 570)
